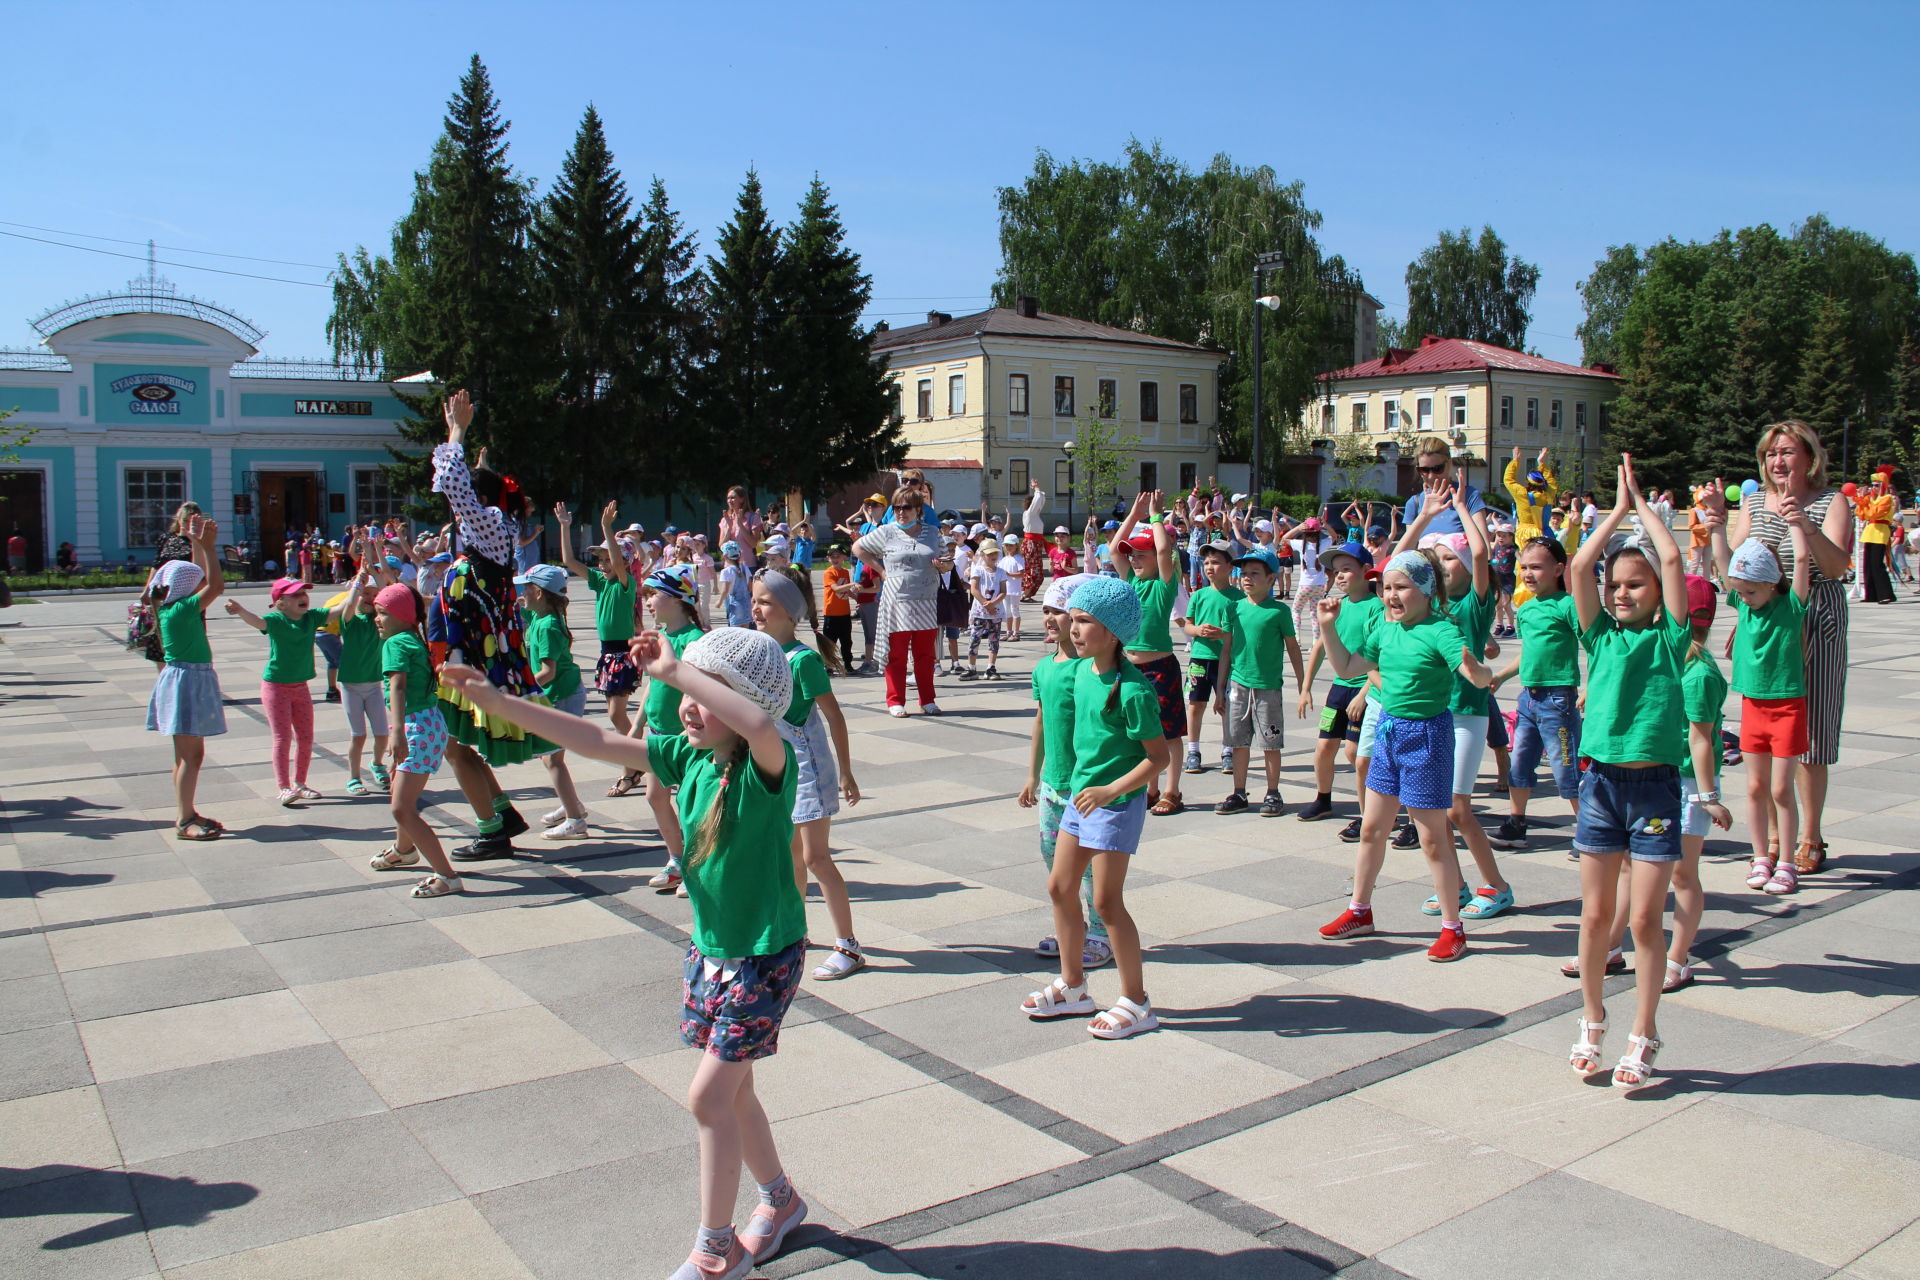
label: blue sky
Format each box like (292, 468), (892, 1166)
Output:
(4, 1), (1915, 366)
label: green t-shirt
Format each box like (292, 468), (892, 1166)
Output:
(1579, 608), (1690, 766)
(1067, 658), (1162, 803)
(648, 734), (805, 959)
(1355, 610), (1466, 721)
(381, 630), (437, 715)
(1127, 575), (1177, 654)
(262, 608), (325, 684)
(1329, 593), (1383, 689)
(525, 613), (581, 701)
(1228, 595), (1297, 690)
(338, 610), (382, 685)
(588, 567), (636, 643)
(158, 597), (211, 664)
(1031, 653), (1078, 793)
(1183, 585), (1236, 662)
(641, 625), (703, 734)
(1446, 589), (1494, 719)
(1682, 651), (1729, 753)
(1516, 590), (1582, 687)
(782, 642), (832, 726)
(1731, 591), (1808, 700)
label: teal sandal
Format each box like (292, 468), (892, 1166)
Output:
(345, 777), (369, 796)
(370, 764), (391, 789)
(1461, 884), (1515, 920)
(1421, 885), (1473, 916)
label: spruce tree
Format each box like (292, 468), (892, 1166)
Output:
(773, 177), (903, 502)
(328, 55), (546, 510)
(636, 178), (710, 519)
(1607, 327), (1693, 490)
(1697, 311), (1785, 483)
(531, 104), (648, 512)
(1880, 335), (1920, 484)
(700, 172), (784, 501)
(1791, 297), (1858, 477)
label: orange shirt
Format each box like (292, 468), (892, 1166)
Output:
(1688, 508), (1710, 549)
(822, 564), (853, 616)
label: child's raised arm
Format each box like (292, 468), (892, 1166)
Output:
(599, 502), (629, 587)
(441, 663), (651, 773)
(553, 503), (589, 577)
(223, 597), (266, 631)
(188, 515), (224, 609)
(1456, 484), (1491, 598)
(1396, 480), (1452, 555)
(1780, 494), (1815, 605)
(1571, 463), (1633, 631)
(1624, 455), (1688, 624)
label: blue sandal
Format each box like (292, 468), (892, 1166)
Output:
(1421, 885), (1473, 916)
(345, 777), (368, 796)
(1462, 884), (1515, 920)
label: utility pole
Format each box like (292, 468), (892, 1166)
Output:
(1252, 250), (1287, 499)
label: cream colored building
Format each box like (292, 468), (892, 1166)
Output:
(870, 298), (1223, 523)
(1304, 336), (1624, 499)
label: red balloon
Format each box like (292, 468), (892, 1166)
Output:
(1841, 483), (1859, 497)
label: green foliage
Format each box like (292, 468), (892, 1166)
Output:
(1880, 335), (1920, 484)
(701, 172), (784, 502)
(991, 139), (1365, 478)
(9, 570), (150, 591)
(1074, 415), (1142, 518)
(1576, 244), (1644, 368)
(1256, 491), (1324, 521)
(1608, 328), (1696, 488)
(1790, 297), (1857, 461)
(0, 406), (37, 465)
(1403, 226), (1540, 350)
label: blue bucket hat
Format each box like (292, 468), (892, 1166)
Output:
(1067, 575), (1143, 645)
(513, 564), (570, 595)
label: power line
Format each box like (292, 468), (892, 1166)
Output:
(0, 220), (332, 270)
(0, 228), (332, 288)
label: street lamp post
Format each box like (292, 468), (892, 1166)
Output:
(1251, 250), (1287, 501)
(1063, 439), (1077, 532)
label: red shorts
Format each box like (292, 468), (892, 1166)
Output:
(1739, 695), (1808, 758)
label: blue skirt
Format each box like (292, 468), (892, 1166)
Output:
(147, 662), (228, 737)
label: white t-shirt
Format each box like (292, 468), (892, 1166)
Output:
(1291, 535), (1330, 591)
(968, 563), (1010, 619)
(953, 544), (973, 579)
(1001, 552), (1025, 575)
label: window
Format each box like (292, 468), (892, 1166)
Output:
(1320, 403), (1336, 433)
(125, 468), (185, 550)
(1097, 378), (1117, 418)
(948, 374), (965, 416)
(1383, 398), (1398, 432)
(1139, 461), (1158, 493)
(1499, 396), (1513, 428)
(1054, 458), (1072, 501)
(1598, 402), (1611, 434)
(1179, 462), (1197, 491)
(1450, 395), (1467, 429)
(1575, 402), (1588, 433)
(888, 382), (903, 421)
(916, 379), (932, 419)
(352, 466), (406, 528)
(1416, 397), (1433, 432)
(1551, 399), (1563, 430)
(1139, 381), (1159, 422)
(1054, 376), (1075, 416)
(1526, 397), (1539, 430)
(1008, 458), (1029, 495)
(1178, 383), (1198, 423)
(1008, 373), (1029, 415)
(1351, 401), (1368, 433)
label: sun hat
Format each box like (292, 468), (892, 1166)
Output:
(1302, 517), (1322, 534)
(514, 564), (570, 595)
(154, 559), (205, 604)
(751, 568), (807, 620)
(1001, 532), (1020, 545)
(383, 555), (404, 570)
(1233, 545), (1280, 573)
(969, 523), (989, 536)
(761, 535), (791, 555)
(1527, 469), (1547, 486)
(374, 583), (418, 623)
(979, 540), (1002, 555)
(1201, 539), (1236, 559)
(1253, 518), (1275, 533)
(269, 577), (308, 604)
(774, 522), (790, 533)
(1231, 492), (1249, 503)
(1728, 537), (1783, 584)
(623, 522), (645, 533)
(682, 626), (792, 719)
(428, 552), (453, 564)
(720, 540), (742, 558)
(1419, 531), (1475, 569)
(1101, 519), (1121, 531)
(1384, 550), (1438, 596)
(1044, 573), (1093, 611)
(865, 493), (887, 505)
(1067, 575), (1143, 644)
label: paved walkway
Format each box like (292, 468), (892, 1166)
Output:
(2, 587), (1917, 1280)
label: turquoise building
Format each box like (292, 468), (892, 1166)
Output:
(0, 278), (425, 570)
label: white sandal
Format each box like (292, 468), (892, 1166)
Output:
(1021, 978), (1094, 1019)
(411, 872), (463, 898)
(1089, 995), (1159, 1040)
(370, 846), (419, 871)
(1613, 1034), (1661, 1090)
(1570, 1014), (1608, 1075)
(811, 944), (865, 981)
(1662, 958), (1694, 992)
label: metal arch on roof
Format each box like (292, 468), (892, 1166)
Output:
(30, 275), (266, 344)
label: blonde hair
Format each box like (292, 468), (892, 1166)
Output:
(1757, 419), (1829, 494)
(169, 501), (203, 534)
(1413, 435), (1451, 463)
(890, 485), (923, 510)
(686, 738), (747, 869)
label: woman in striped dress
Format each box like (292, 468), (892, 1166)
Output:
(854, 486), (943, 717)
(1712, 419), (1853, 876)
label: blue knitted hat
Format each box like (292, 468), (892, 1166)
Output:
(1067, 575), (1143, 645)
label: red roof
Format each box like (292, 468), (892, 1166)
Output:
(1322, 335), (1621, 382)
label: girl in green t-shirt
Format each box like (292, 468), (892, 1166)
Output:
(1108, 490), (1188, 816)
(518, 564), (590, 842)
(1019, 575), (1170, 1041)
(554, 499), (640, 740)
(636, 568), (708, 894)
(751, 570), (866, 981)
(368, 583), (463, 899)
(442, 627), (813, 1278)
(1488, 535), (1585, 852)
(226, 576), (326, 806)
(143, 513), (228, 842)
(1296, 542), (1377, 824)
(331, 561), (389, 798)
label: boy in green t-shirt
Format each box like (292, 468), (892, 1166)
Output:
(332, 565), (389, 796)
(1217, 546), (1304, 817)
(1178, 541), (1238, 776)
(517, 564), (590, 841)
(555, 499), (640, 737)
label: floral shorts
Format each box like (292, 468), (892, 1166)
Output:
(681, 940), (806, 1062)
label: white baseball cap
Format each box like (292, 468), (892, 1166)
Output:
(1254, 518), (1275, 532)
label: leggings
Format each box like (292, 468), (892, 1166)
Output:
(884, 628), (938, 708)
(261, 680), (314, 788)
(856, 600), (878, 654)
(968, 617), (1001, 662)
(822, 613), (855, 670)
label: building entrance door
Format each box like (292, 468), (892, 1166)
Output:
(258, 471), (319, 568)
(0, 468), (47, 572)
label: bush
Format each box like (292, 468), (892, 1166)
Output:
(1255, 492), (1325, 521)
(6, 570), (150, 591)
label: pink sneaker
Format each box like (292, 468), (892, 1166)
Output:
(740, 1190), (809, 1262)
(671, 1237), (751, 1280)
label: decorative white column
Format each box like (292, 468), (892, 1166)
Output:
(209, 444), (234, 547)
(71, 439), (102, 563)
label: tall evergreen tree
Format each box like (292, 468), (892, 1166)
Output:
(1697, 311), (1786, 481)
(773, 177), (904, 500)
(700, 172), (784, 501)
(1880, 335), (1920, 484)
(530, 105), (649, 514)
(328, 55), (546, 508)
(1792, 297), (1858, 476)
(635, 178), (710, 519)
(1607, 328), (1693, 489)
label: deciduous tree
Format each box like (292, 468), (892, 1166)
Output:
(1403, 226), (1539, 351)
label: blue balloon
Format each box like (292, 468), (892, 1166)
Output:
(1740, 478), (1760, 496)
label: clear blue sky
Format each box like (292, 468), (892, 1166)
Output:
(4, 1), (1915, 366)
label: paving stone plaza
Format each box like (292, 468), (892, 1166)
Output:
(2, 588), (1917, 1280)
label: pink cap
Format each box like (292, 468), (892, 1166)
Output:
(1302, 517), (1322, 533)
(269, 577), (307, 604)
(374, 583), (418, 624)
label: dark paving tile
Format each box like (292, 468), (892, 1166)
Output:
(398, 1064), (687, 1194)
(223, 891), (419, 944)
(0, 1168), (159, 1280)
(0, 974), (71, 1036)
(132, 1112), (458, 1270)
(192, 857), (369, 904)
(0, 934), (55, 982)
(1191, 855), (1360, 911)
(60, 946), (284, 1023)
(256, 920), (470, 986)
(1168, 980), (1458, 1080)
(100, 1042), (387, 1164)
(864, 974), (1068, 1072)
(546, 979), (687, 1061)
(0, 1022), (93, 1103)
(484, 931), (686, 1004)
(23, 852), (189, 895)
(1378, 1171), (1826, 1280)
(1706, 1041), (1920, 1158)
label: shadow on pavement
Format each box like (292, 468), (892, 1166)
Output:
(0, 1166), (257, 1251)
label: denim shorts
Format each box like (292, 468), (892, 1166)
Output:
(1680, 772), (1722, 839)
(1510, 685), (1581, 800)
(1575, 761), (1682, 862)
(681, 940), (805, 1062)
(1367, 712), (1454, 811)
(1058, 789), (1148, 854)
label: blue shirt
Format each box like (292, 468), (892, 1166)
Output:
(1402, 483), (1489, 536)
(514, 520), (541, 573)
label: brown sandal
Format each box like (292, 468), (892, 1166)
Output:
(605, 771), (641, 798)
(1150, 795), (1185, 816)
(1793, 841), (1827, 874)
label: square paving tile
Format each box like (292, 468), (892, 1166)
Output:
(483, 931), (687, 1004)
(0, 1086), (122, 1192)
(1844, 1219), (1920, 1280)
(221, 892), (420, 945)
(0, 973), (72, 1035)
(46, 912), (250, 973)
(336, 1003), (614, 1107)
(863, 974), (1079, 1072)
(0, 933), (54, 981)
(1117, 879), (1284, 939)
(79, 990), (329, 1083)
(798, 934), (1011, 1016)
(58, 947), (285, 1023)
(255, 920), (471, 986)
(1660, 948), (1914, 1039)
(1167, 980), (1456, 1080)
(158, 1199), (534, 1280)
(546, 977), (690, 1061)
(0, 1021), (95, 1103)
(429, 898), (641, 957)
(628, 1020), (932, 1124)
(290, 958), (534, 1040)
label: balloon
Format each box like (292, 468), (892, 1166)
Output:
(1842, 482), (1859, 498)
(1725, 484), (1742, 504)
(1740, 479), (1760, 496)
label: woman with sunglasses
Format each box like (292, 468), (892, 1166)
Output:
(1400, 436), (1492, 537)
(854, 487), (945, 716)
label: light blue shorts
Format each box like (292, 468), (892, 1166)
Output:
(1680, 773), (1722, 839)
(1058, 790), (1148, 854)
(1356, 699), (1382, 758)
